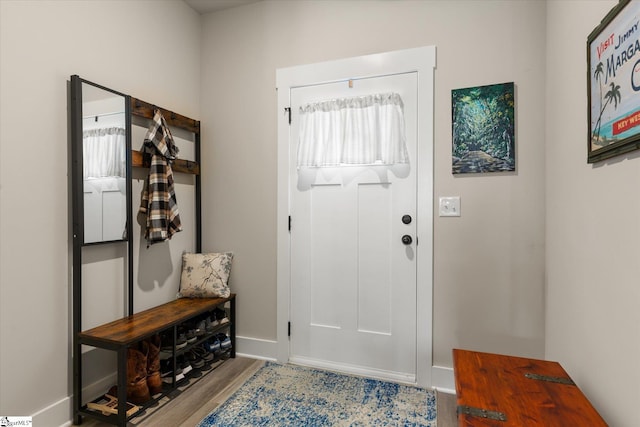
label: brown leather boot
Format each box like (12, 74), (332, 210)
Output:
(146, 334), (163, 395)
(127, 341), (151, 404)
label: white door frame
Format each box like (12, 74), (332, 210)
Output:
(276, 46), (436, 387)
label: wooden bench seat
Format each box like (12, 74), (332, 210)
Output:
(79, 295), (235, 349)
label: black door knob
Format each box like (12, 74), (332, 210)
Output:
(402, 215), (412, 224)
(402, 235), (413, 245)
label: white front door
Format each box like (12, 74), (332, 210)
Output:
(289, 73), (418, 383)
(276, 46), (435, 387)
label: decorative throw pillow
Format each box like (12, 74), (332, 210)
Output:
(178, 252), (233, 298)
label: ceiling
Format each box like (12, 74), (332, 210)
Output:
(184, 0), (262, 14)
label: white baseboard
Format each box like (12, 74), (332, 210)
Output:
(235, 335), (278, 361)
(431, 365), (455, 394)
(37, 371), (116, 427)
(32, 395), (71, 427)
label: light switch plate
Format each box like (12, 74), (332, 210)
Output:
(439, 196), (461, 217)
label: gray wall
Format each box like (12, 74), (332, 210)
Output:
(545, 2), (639, 426)
(0, 1), (201, 424)
(200, 0), (547, 370)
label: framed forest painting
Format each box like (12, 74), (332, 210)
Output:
(588, 0), (640, 163)
(452, 82), (515, 174)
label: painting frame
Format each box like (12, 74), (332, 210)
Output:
(451, 82), (515, 174)
(587, 0), (640, 163)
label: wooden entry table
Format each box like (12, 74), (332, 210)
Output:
(452, 349), (607, 426)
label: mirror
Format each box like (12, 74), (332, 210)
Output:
(72, 77), (129, 244)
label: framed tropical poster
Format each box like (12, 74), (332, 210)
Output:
(588, 0), (640, 163)
(451, 82), (515, 174)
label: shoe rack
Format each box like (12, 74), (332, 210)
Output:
(77, 295), (236, 426)
(70, 76), (235, 426)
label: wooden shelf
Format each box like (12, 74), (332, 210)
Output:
(79, 294), (235, 349)
(131, 150), (200, 175)
(131, 97), (200, 134)
(130, 96), (201, 175)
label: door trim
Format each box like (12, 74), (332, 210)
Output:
(276, 46), (436, 387)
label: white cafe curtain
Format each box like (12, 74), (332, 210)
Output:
(297, 92), (409, 168)
(83, 127), (126, 179)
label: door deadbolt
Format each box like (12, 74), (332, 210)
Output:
(402, 235), (413, 245)
(402, 215), (412, 224)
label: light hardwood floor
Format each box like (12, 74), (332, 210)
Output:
(74, 356), (457, 427)
(437, 390), (458, 427)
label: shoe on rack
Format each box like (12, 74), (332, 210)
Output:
(160, 330), (187, 352)
(202, 338), (214, 353)
(212, 337), (222, 354)
(185, 349), (204, 369)
(177, 355), (193, 376)
(177, 333), (188, 348)
(204, 316), (216, 332)
(180, 325), (197, 344)
(195, 319), (206, 336)
(209, 314), (220, 328)
(193, 345), (214, 363)
(126, 341), (151, 404)
(160, 357), (186, 384)
(203, 337), (221, 353)
(162, 371), (185, 384)
(160, 359), (182, 377)
(146, 334), (163, 396)
(159, 348), (172, 360)
(217, 333), (232, 350)
(160, 332), (171, 353)
(214, 308), (229, 325)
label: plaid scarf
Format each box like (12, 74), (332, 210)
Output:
(139, 109), (182, 246)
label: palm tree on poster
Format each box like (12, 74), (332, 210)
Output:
(592, 62), (604, 140)
(592, 62), (621, 146)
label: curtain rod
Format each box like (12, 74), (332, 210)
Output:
(82, 111), (125, 120)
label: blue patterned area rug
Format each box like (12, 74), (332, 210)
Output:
(198, 362), (437, 427)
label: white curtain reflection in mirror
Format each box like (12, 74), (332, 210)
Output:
(83, 127), (125, 179)
(81, 99), (126, 243)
